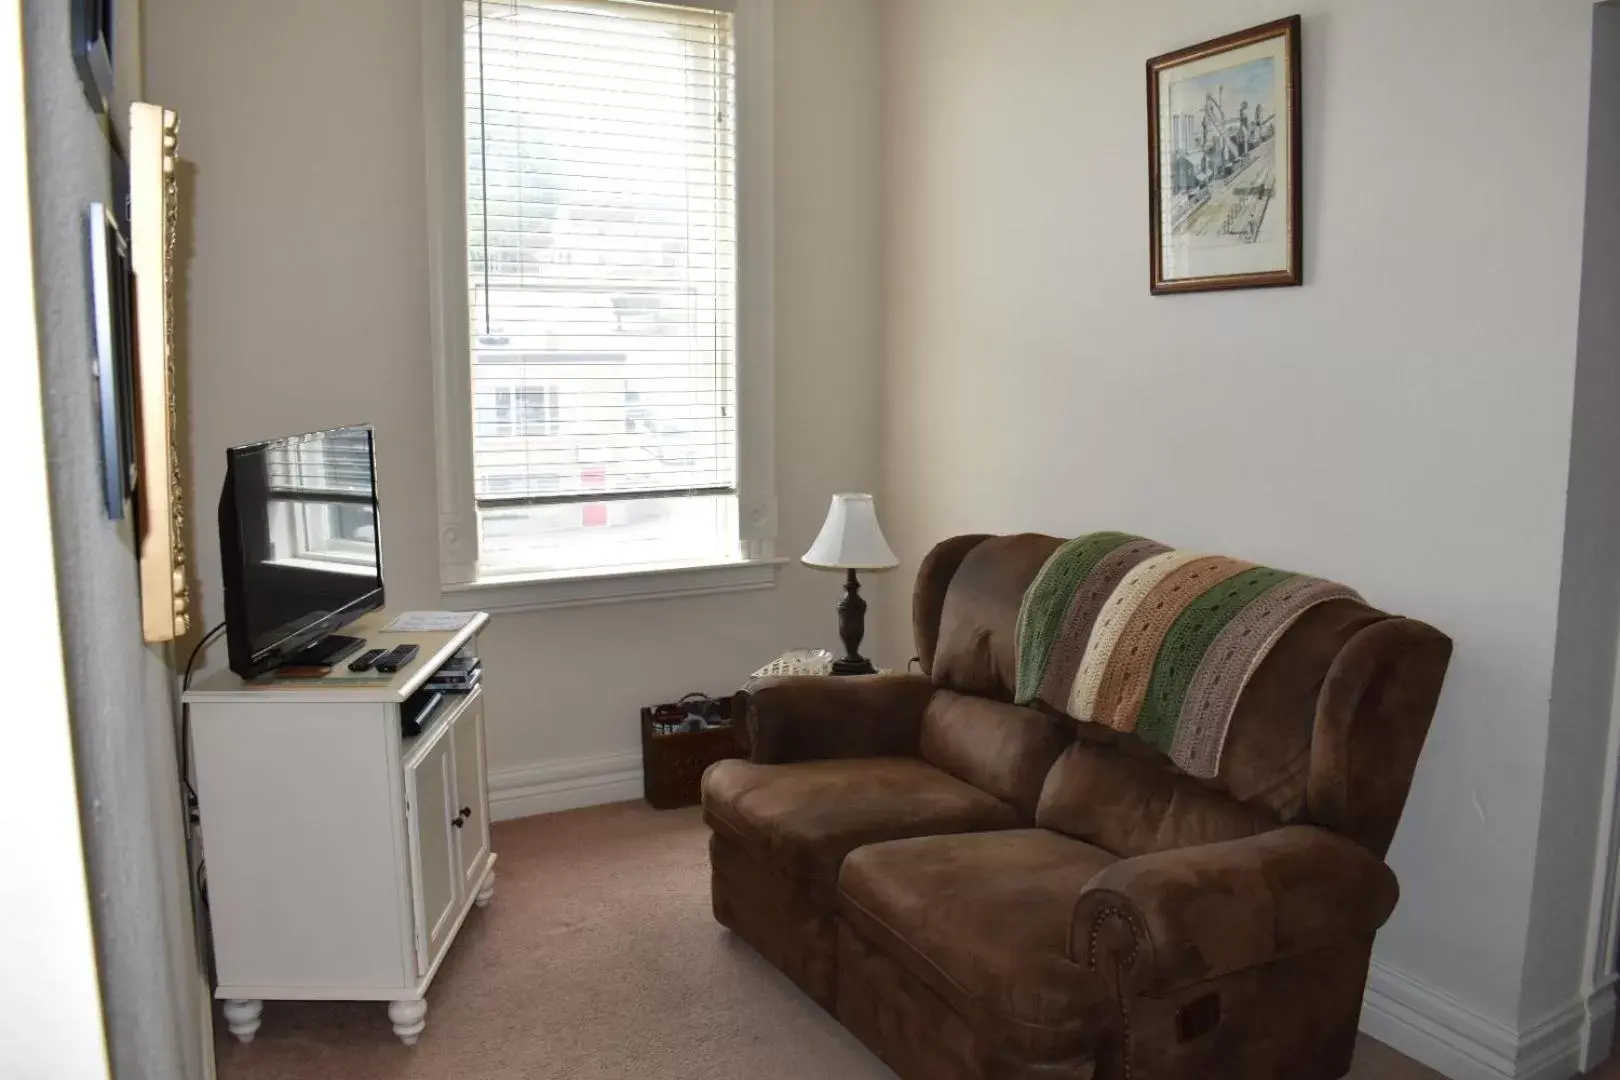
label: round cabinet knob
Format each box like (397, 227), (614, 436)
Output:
(459, 807), (472, 819)
(451, 816), (464, 829)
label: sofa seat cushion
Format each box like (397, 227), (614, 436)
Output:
(702, 757), (1022, 906)
(838, 829), (1117, 1057)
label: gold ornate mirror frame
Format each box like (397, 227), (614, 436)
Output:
(130, 102), (190, 643)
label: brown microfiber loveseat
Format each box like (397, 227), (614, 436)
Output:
(701, 534), (1451, 1080)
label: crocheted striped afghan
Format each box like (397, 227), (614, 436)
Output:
(1013, 532), (1361, 778)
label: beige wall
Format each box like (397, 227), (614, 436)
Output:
(879, 0), (1597, 1053)
(144, 0), (887, 786)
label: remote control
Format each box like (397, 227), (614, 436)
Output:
(348, 648), (387, 673)
(374, 644), (420, 674)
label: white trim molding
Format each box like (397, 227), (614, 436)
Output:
(1360, 958), (1596, 1080)
(734, 0), (778, 560)
(488, 752), (645, 821)
(443, 557), (785, 614)
(421, 0), (478, 588)
(419, 0), (779, 600)
(1583, 985), (1618, 1074)
(1576, 589), (1620, 1073)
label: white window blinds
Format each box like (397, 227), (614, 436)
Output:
(464, 0), (737, 514)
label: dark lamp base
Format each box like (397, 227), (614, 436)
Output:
(830, 568), (878, 677)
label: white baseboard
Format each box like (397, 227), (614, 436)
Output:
(1581, 984), (1617, 1073)
(487, 751), (644, 821)
(1511, 1000), (1586, 1080)
(1360, 958), (1602, 1080)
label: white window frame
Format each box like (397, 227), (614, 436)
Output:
(420, 0), (780, 613)
(269, 500), (376, 570)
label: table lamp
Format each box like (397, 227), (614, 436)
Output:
(802, 493), (899, 675)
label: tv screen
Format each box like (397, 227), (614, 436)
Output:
(219, 425), (384, 678)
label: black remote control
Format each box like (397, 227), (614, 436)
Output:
(348, 648), (387, 673)
(374, 644), (420, 674)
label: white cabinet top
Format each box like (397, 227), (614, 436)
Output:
(184, 611), (491, 705)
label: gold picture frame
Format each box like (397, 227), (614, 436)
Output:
(130, 102), (190, 643)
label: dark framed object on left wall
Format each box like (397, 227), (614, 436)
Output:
(88, 202), (138, 520)
(72, 0), (114, 116)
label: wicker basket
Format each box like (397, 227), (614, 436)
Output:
(640, 693), (745, 810)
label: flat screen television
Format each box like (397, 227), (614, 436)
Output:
(219, 425), (385, 678)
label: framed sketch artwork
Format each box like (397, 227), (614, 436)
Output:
(1147, 16), (1302, 294)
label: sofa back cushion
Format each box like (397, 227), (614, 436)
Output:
(1209, 598), (1390, 816)
(927, 533), (1062, 701)
(1033, 598), (1394, 856)
(913, 533), (993, 675)
(918, 691), (1071, 820)
(1036, 733), (1276, 856)
(912, 533), (1450, 858)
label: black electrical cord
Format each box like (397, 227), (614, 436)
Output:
(183, 621), (227, 688)
(179, 621), (227, 807)
(179, 621), (227, 916)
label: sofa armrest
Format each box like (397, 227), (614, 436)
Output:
(741, 673), (936, 765)
(1308, 616), (1453, 857)
(1070, 826), (1398, 994)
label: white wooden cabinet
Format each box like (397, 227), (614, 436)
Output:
(184, 611), (495, 1046)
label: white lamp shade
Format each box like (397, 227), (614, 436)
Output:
(802, 493), (899, 571)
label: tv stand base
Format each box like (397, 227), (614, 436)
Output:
(279, 634), (364, 669)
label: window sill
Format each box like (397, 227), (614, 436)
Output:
(440, 556), (786, 614)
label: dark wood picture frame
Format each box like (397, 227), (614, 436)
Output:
(1147, 15), (1302, 294)
(72, 0), (115, 117)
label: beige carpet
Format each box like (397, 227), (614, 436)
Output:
(213, 801), (1498, 1080)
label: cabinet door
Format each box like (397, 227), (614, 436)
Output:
(451, 700), (490, 895)
(405, 728), (460, 976)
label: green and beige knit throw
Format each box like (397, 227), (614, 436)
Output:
(1013, 532), (1361, 779)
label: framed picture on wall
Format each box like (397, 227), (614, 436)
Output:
(72, 0), (114, 117)
(87, 202), (137, 520)
(1147, 16), (1302, 294)
(130, 102), (191, 644)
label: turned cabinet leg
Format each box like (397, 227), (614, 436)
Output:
(388, 998), (428, 1046)
(475, 867), (496, 909)
(223, 999), (263, 1044)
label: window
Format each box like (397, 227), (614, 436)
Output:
(488, 387), (513, 436)
(426, 0), (776, 608)
(475, 374), (561, 439)
(518, 386), (560, 437)
(264, 430), (379, 571)
(460, 0), (741, 579)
